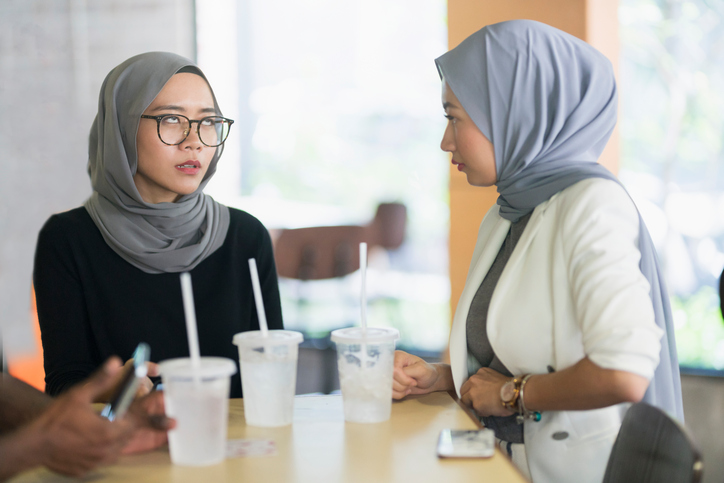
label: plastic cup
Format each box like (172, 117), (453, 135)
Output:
(159, 357), (237, 466)
(331, 327), (400, 423)
(233, 330), (303, 427)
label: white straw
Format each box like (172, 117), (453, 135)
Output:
(248, 258), (269, 337)
(359, 242), (368, 332)
(179, 272), (202, 379)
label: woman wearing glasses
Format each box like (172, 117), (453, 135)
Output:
(33, 52), (283, 398)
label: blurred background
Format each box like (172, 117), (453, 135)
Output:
(619, 0), (724, 374)
(1, 0), (723, 480)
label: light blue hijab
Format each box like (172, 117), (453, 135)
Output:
(436, 20), (684, 421)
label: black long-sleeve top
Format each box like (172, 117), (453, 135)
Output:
(33, 206), (283, 397)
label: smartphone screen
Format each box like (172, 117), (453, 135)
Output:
(100, 342), (150, 421)
(437, 429), (495, 458)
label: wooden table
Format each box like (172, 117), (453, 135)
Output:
(11, 392), (528, 483)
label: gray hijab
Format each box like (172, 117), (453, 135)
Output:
(436, 20), (684, 420)
(84, 52), (230, 274)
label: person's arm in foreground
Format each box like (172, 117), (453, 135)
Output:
(0, 357), (173, 481)
(0, 373), (52, 433)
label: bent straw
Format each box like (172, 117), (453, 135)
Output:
(248, 258), (270, 337)
(179, 272), (201, 382)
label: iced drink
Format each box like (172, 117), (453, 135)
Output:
(159, 357), (237, 466)
(233, 330), (303, 427)
(331, 327), (400, 423)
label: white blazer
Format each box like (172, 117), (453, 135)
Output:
(450, 178), (663, 483)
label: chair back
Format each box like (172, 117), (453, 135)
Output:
(603, 402), (703, 483)
(273, 202), (407, 280)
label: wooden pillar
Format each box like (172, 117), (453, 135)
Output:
(447, 0), (620, 327)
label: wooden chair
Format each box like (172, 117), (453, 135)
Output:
(273, 202), (407, 280)
(603, 402), (703, 483)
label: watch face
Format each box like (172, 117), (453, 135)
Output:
(500, 381), (515, 402)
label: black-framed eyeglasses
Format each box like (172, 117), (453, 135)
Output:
(140, 114), (234, 147)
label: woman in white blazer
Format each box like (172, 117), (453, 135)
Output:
(392, 20), (683, 483)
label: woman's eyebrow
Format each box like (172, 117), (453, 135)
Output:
(442, 101), (459, 110)
(149, 104), (185, 112)
(149, 105), (217, 114)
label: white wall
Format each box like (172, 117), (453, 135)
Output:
(0, 0), (195, 358)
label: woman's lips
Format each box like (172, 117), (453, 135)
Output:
(452, 159), (465, 171)
(175, 160), (201, 175)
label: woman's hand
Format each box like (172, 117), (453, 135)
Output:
(392, 351), (453, 399)
(460, 368), (516, 418)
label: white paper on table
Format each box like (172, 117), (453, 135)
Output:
(226, 439), (277, 458)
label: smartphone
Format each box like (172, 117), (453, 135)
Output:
(437, 429), (495, 458)
(100, 342), (150, 421)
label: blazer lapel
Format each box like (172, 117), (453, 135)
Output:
(486, 201), (548, 374)
(449, 212), (510, 396)
(496, 202), (547, 287)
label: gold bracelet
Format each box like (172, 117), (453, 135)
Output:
(518, 374), (541, 422)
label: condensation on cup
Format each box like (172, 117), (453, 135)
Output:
(233, 330), (303, 427)
(331, 327), (400, 423)
(159, 357), (237, 466)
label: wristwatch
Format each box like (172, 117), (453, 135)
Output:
(500, 376), (522, 410)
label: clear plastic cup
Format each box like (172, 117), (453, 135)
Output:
(233, 330), (303, 427)
(331, 327), (400, 423)
(159, 357), (237, 466)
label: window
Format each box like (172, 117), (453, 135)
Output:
(619, 0), (724, 373)
(197, 0), (449, 354)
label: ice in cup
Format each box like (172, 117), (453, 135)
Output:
(331, 327), (400, 423)
(233, 330), (303, 427)
(159, 357), (237, 466)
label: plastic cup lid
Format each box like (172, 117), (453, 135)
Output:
(330, 327), (400, 344)
(158, 356), (237, 378)
(232, 330), (303, 348)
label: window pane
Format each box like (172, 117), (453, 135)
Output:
(200, 0), (449, 354)
(620, 0), (724, 372)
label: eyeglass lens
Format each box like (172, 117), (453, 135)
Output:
(158, 115), (231, 147)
